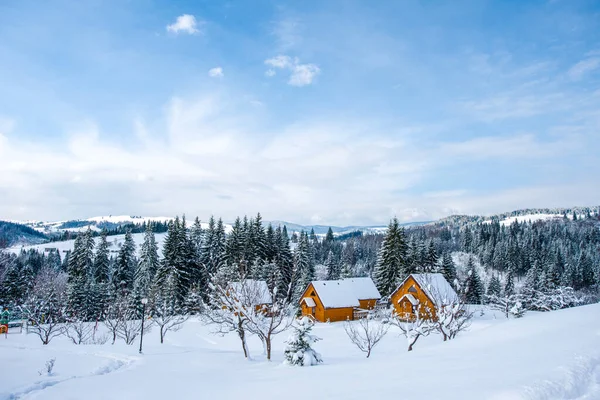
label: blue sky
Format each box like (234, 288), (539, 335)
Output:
(0, 0), (599, 225)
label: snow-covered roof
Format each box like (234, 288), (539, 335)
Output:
(228, 280), (272, 305)
(399, 293), (419, 306)
(343, 277), (381, 301)
(409, 273), (458, 306)
(308, 277), (380, 309)
(302, 297), (316, 307)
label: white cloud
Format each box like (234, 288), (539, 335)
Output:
(166, 14), (200, 35)
(208, 67), (224, 78)
(264, 55), (320, 86)
(568, 57), (600, 80)
(289, 63), (320, 86)
(265, 55), (293, 69)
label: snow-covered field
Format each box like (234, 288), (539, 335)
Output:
(2, 304), (599, 400)
(483, 213), (567, 227)
(8, 232), (169, 257)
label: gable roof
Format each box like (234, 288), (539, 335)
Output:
(307, 277), (381, 309)
(228, 280), (272, 305)
(398, 273), (458, 306)
(343, 277), (381, 300)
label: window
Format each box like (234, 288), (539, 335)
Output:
(408, 286), (417, 293)
(310, 291), (316, 297)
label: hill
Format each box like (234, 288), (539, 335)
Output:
(0, 221), (48, 249)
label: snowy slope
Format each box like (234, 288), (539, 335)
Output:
(483, 213), (568, 227)
(7, 220), (235, 256)
(2, 304), (599, 399)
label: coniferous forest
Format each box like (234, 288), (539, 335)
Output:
(0, 208), (599, 326)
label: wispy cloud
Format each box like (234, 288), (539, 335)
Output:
(567, 57), (600, 80)
(264, 55), (320, 86)
(208, 67), (224, 78)
(166, 14), (201, 35)
(271, 17), (303, 51)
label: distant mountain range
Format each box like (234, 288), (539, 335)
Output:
(1, 206), (598, 249)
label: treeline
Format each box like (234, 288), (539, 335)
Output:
(1, 210), (598, 324)
(373, 212), (600, 311)
(46, 221), (170, 242)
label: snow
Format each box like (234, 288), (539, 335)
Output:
(7, 232), (168, 257)
(310, 280), (360, 308)
(302, 297), (316, 307)
(342, 277), (381, 301)
(309, 277), (380, 309)
(483, 213), (567, 227)
(228, 280), (272, 305)
(410, 273), (458, 306)
(85, 215), (173, 224)
(2, 303), (600, 399)
(7, 221), (234, 257)
(399, 293), (419, 306)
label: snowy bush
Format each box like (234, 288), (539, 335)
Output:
(38, 358), (56, 376)
(509, 301), (526, 318)
(284, 317), (322, 366)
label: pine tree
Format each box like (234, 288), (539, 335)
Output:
(284, 317), (323, 366)
(324, 227), (335, 243)
(293, 232), (315, 301)
(112, 230), (136, 294)
(373, 218), (408, 296)
(275, 226), (294, 300)
(135, 226), (160, 296)
(425, 241), (439, 272)
(325, 250), (340, 280)
(441, 252), (457, 287)
(504, 268), (515, 296)
(486, 275), (502, 298)
(463, 257), (484, 304)
(93, 231), (110, 284)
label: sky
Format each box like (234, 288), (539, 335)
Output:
(0, 0), (599, 226)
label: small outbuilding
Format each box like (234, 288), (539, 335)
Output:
(299, 277), (381, 322)
(389, 273), (458, 320)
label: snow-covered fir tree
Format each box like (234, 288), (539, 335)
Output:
(373, 218), (408, 296)
(284, 316), (323, 366)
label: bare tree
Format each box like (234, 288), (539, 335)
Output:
(65, 319), (94, 345)
(344, 309), (390, 358)
(417, 274), (473, 341)
(149, 280), (189, 344)
(433, 300), (473, 341)
(202, 277), (290, 359)
(20, 268), (68, 345)
(390, 305), (436, 351)
(243, 285), (295, 360)
(103, 295), (128, 344)
(202, 278), (253, 358)
(117, 318), (145, 345)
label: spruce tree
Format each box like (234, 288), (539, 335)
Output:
(441, 252), (457, 287)
(463, 257), (484, 304)
(373, 218), (408, 296)
(135, 225), (160, 296)
(325, 250), (340, 280)
(486, 275), (502, 298)
(112, 230), (136, 294)
(293, 232), (315, 301)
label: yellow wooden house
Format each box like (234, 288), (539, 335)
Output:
(389, 273), (457, 320)
(299, 278), (381, 322)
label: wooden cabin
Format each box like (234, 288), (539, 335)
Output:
(299, 278), (381, 322)
(227, 280), (272, 314)
(389, 273), (457, 321)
